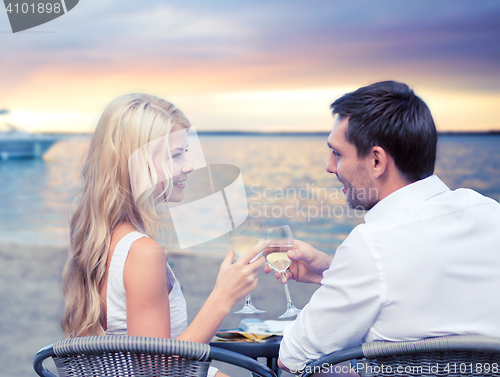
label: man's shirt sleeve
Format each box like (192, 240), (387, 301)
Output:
(279, 225), (383, 372)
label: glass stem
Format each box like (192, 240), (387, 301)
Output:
(282, 273), (293, 309)
(244, 295), (253, 307)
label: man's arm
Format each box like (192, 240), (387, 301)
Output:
(278, 227), (382, 372)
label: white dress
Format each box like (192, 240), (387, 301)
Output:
(104, 231), (218, 376)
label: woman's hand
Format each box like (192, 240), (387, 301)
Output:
(264, 239), (332, 284)
(178, 240), (267, 344)
(213, 240), (267, 310)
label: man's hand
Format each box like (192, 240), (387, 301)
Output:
(265, 240), (333, 284)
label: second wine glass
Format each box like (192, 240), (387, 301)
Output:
(229, 218), (267, 314)
(266, 225), (302, 318)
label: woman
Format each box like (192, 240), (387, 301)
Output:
(61, 93), (265, 376)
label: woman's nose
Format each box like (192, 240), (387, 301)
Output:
(181, 159), (194, 174)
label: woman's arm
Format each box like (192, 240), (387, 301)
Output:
(124, 238), (236, 377)
(177, 242), (266, 343)
(124, 238), (267, 343)
(124, 237), (171, 337)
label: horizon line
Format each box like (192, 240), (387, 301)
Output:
(32, 130), (500, 137)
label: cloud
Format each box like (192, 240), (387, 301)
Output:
(1, 0), (499, 131)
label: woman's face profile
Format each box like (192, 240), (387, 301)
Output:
(153, 128), (194, 203)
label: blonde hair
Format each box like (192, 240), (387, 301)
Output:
(61, 93), (190, 337)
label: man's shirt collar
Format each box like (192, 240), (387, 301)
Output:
(364, 175), (450, 223)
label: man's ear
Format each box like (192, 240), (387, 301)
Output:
(370, 146), (388, 178)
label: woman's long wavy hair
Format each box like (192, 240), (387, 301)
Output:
(61, 93), (190, 338)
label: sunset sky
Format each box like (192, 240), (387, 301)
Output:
(1, 0), (499, 133)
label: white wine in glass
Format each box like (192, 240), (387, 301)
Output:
(266, 249), (292, 272)
(266, 225), (301, 318)
(229, 219), (267, 314)
(231, 237), (262, 258)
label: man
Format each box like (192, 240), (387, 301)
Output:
(270, 81), (500, 374)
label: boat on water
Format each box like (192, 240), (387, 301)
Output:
(0, 123), (59, 160)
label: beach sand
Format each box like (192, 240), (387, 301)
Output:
(0, 243), (320, 377)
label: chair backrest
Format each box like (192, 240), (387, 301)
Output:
(34, 336), (277, 377)
(300, 335), (500, 377)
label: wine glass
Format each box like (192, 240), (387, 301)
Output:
(229, 218), (267, 314)
(266, 225), (301, 318)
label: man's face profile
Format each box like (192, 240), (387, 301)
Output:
(326, 117), (379, 210)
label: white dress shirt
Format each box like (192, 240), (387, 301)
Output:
(280, 175), (500, 372)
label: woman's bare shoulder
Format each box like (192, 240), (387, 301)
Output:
(112, 223), (167, 270)
(112, 224), (162, 254)
(124, 236), (167, 290)
(127, 236), (167, 268)
(130, 236), (165, 256)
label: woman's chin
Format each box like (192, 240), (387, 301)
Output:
(168, 193), (184, 203)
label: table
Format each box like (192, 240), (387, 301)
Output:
(210, 336), (282, 376)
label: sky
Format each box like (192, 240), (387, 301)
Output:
(1, 0), (499, 133)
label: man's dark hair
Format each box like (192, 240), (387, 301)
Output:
(330, 80), (437, 183)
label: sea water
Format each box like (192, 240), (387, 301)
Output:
(0, 134), (499, 253)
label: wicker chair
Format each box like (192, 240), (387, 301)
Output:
(299, 335), (500, 377)
(33, 336), (277, 377)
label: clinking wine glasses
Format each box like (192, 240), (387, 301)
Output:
(266, 225), (302, 318)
